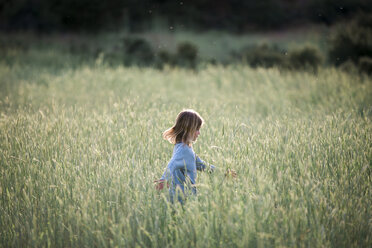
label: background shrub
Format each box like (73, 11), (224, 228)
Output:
(339, 60), (359, 74)
(155, 50), (175, 69)
(104, 45), (124, 66)
(328, 13), (372, 66)
(240, 44), (286, 68)
(176, 42), (198, 69)
(289, 46), (324, 71)
(358, 56), (372, 75)
(123, 37), (154, 67)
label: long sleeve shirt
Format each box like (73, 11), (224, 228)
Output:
(160, 142), (214, 203)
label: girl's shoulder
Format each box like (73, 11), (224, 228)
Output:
(175, 143), (194, 155)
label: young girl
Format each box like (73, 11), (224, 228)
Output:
(155, 109), (215, 203)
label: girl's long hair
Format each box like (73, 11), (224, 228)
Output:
(163, 109), (204, 146)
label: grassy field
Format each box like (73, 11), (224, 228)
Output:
(0, 39), (371, 247)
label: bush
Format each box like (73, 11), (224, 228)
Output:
(154, 42), (199, 70)
(339, 60), (359, 74)
(122, 37), (154, 66)
(329, 13), (372, 66)
(176, 42), (198, 69)
(69, 42), (93, 57)
(155, 50), (175, 69)
(241, 44), (287, 68)
(289, 46), (324, 71)
(358, 56), (372, 75)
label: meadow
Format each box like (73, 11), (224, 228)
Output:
(0, 35), (371, 247)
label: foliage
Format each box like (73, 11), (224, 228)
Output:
(358, 56), (372, 75)
(328, 13), (372, 66)
(0, 0), (125, 31)
(232, 44), (325, 71)
(122, 37), (154, 67)
(237, 44), (286, 68)
(305, 0), (372, 25)
(1, 0), (372, 32)
(289, 46), (324, 71)
(339, 59), (359, 74)
(176, 42), (198, 69)
(155, 50), (175, 69)
(154, 42), (199, 69)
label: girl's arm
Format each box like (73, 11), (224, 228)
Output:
(196, 156), (216, 172)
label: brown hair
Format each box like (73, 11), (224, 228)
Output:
(163, 109), (204, 146)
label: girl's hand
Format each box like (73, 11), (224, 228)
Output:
(154, 179), (169, 190)
(208, 165), (216, 173)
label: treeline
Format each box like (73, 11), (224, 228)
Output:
(1, 0), (371, 32)
(98, 13), (372, 74)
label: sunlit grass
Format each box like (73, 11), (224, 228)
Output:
(0, 50), (371, 247)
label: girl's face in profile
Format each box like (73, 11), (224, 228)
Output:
(192, 129), (200, 142)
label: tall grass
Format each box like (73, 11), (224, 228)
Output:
(0, 49), (371, 247)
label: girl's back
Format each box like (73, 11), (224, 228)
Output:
(162, 142), (197, 202)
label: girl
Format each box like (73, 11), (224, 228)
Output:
(155, 109), (215, 203)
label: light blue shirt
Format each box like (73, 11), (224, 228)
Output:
(161, 142), (215, 203)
